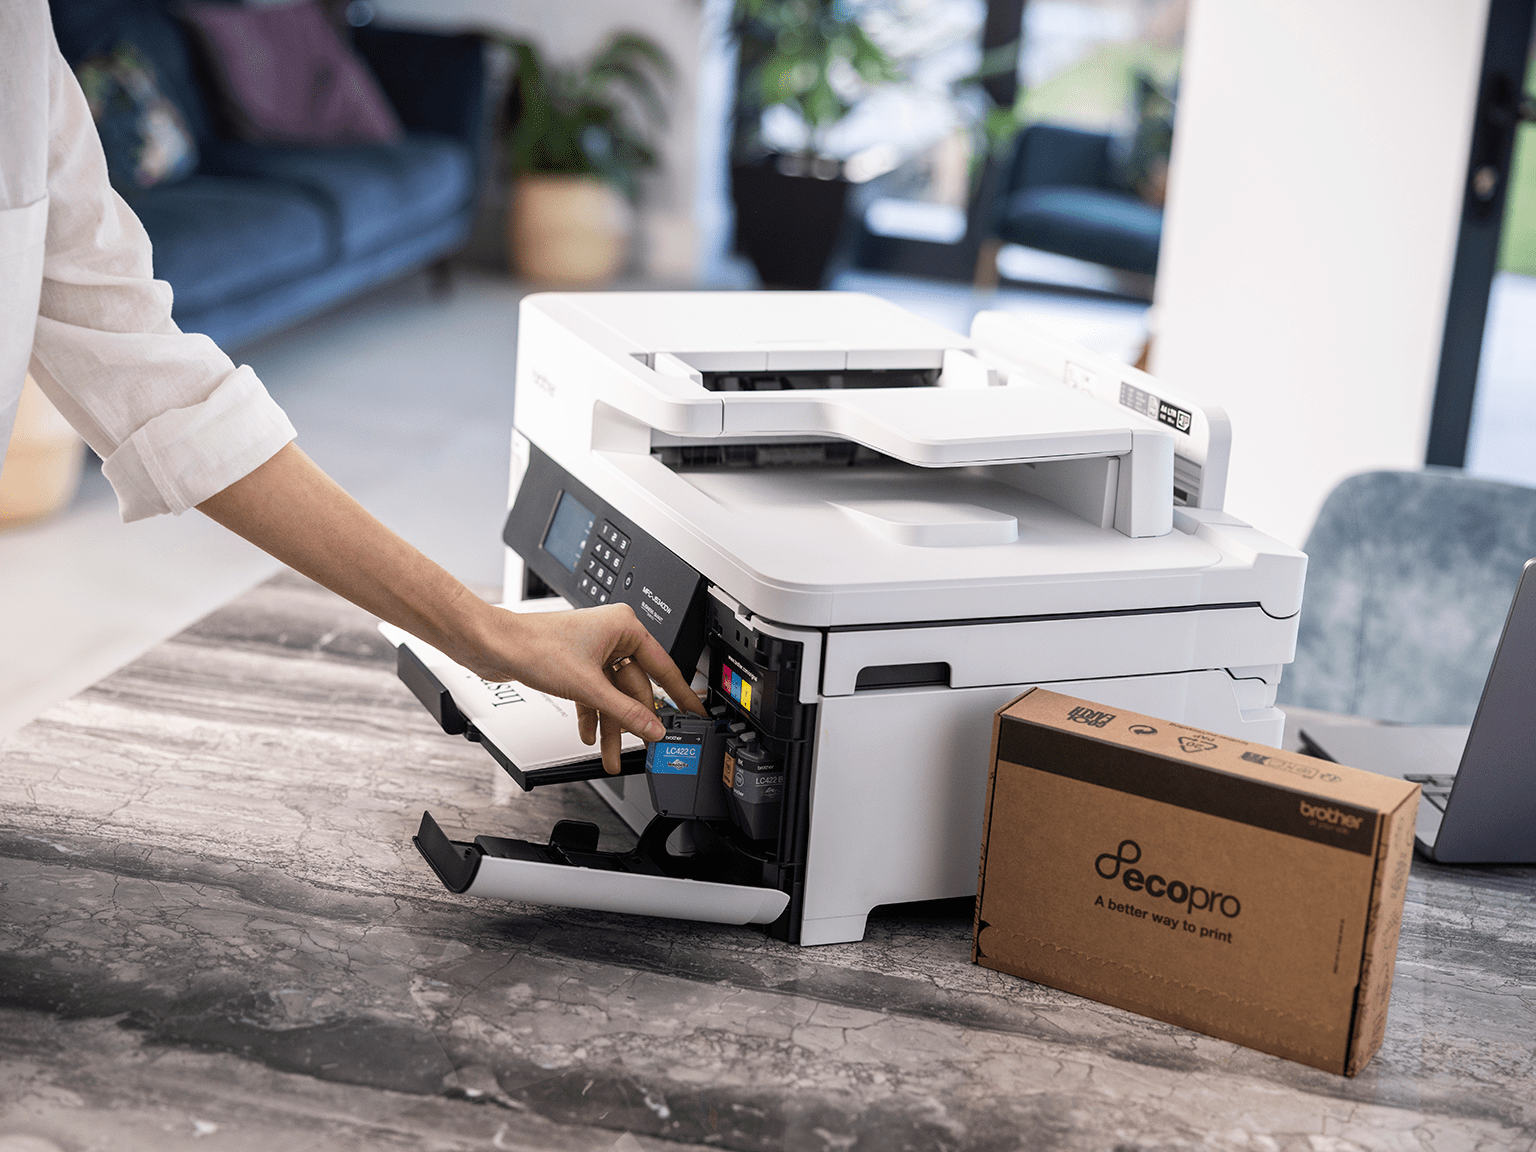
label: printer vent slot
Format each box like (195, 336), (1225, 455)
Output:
(702, 368), (939, 392)
(1173, 454), (1203, 507)
(854, 662), (952, 691)
(654, 441), (893, 471)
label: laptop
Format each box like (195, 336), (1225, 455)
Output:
(1298, 558), (1536, 863)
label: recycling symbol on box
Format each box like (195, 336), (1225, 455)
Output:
(1178, 735), (1218, 753)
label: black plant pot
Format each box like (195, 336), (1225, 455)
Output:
(731, 157), (851, 289)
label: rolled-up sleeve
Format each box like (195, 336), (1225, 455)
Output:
(25, 22), (294, 522)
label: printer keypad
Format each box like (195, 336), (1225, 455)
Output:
(576, 522), (629, 606)
(599, 522), (630, 555)
(576, 577), (611, 605)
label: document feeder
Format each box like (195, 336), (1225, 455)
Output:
(391, 292), (1306, 945)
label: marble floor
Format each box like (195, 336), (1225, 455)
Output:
(3, 574), (1532, 1151)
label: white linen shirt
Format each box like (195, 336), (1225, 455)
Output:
(1, 0), (295, 521)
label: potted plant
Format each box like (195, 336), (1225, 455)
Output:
(501, 33), (672, 286)
(728, 0), (899, 288)
(730, 0), (1025, 288)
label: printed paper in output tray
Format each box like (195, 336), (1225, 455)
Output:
(378, 619), (642, 771)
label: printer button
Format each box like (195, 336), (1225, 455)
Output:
(603, 522), (630, 553)
(601, 570), (616, 589)
(596, 591), (609, 604)
(585, 557), (604, 579)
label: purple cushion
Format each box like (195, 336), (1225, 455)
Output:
(180, 0), (401, 145)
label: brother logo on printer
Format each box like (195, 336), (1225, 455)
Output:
(1094, 839), (1242, 918)
(1298, 800), (1364, 830)
(1067, 706), (1115, 728)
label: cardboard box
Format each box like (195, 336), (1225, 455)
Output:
(973, 688), (1419, 1075)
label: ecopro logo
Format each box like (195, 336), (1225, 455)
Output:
(1298, 800), (1363, 830)
(1067, 705), (1115, 728)
(1094, 839), (1241, 918)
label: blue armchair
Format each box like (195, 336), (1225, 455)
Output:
(1278, 469), (1536, 724)
(987, 123), (1163, 278)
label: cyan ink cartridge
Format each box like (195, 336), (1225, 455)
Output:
(645, 709), (730, 821)
(724, 732), (783, 841)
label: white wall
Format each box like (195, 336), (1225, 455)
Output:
(372, 0), (707, 282)
(1150, 0), (1489, 547)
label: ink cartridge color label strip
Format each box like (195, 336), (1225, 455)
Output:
(720, 656), (760, 715)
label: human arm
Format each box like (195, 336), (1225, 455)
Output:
(196, 442), (705, 771)
(15, 11), (698, 764)
(23, 8), (295, 523)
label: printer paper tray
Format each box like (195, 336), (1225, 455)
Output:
(415, 812), (790, 927)
(384, 624), (645, 789)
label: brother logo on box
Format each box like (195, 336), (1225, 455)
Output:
(974, 688), (1419, 1076)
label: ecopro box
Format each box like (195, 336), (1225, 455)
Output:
(973, 688), (1419, 1075)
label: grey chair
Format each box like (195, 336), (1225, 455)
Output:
(1278, 468), (1536, 724)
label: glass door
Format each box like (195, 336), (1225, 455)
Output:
(1426, 0), (1536, 478)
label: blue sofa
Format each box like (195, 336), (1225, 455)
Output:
(50, 1), (485, 349)
(990, 123), (1162, 277)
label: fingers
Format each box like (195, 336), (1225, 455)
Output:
(629, 629), (706, 716)
(582, 670), (666, 745)
(577, 702), (598, 746)
(599, 658), (656, 774)
(599, 710), (624, 774)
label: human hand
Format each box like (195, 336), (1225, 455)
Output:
(195, 446), (703, 773)
(454, 599), (707, 774)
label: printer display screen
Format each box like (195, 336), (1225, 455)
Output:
(543, 492), (596, 573)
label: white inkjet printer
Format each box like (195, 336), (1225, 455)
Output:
(396, 292), (1306, 946)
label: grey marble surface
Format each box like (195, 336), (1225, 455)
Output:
(1, 573), (1533, 1151)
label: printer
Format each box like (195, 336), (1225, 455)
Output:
(400, 291), (1306, 946)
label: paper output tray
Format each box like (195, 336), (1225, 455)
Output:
(414, 811), (790, 926)
(394, 637), (645, 789)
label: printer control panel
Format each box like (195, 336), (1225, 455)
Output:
(505, 445), (708, 673)
(575, 521), (631, 604)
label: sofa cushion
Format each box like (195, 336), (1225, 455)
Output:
(76, 41), (200, 192)
(180, 0), (401, 146)
(51, 0), (214, 145)
(133, 176), (331, 314)
(998, 186), (1162, 276)
(202, 135), (474, 261)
